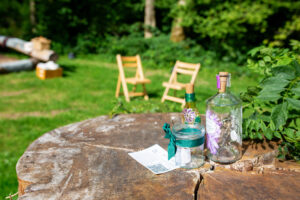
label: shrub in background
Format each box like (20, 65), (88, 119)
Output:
(98, 32), (222, 69)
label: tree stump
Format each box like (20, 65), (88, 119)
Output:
(16, 113), (300, 199)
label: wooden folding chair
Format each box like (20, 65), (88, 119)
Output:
(161, 61), (201, 108)
(115, 54), (151, 102)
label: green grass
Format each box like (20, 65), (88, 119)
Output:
(0, 54), (259, 198)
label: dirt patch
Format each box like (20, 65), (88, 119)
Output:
(0, 54), (18, 64)
(0, 89), (32, 97)
(0, 110), (67, 120)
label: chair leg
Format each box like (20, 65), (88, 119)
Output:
(181, 102), (185, 109)
(142, 84), (149, 100)
(121, 80), (130, 102)
(115, 75), (121, 98)
(161, 87), (170, 103)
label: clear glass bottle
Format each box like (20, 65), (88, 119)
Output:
(206, 72), (242, 164)
(183, 84), (201, 124)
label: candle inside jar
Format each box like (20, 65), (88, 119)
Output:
(173, 124), (205, 169)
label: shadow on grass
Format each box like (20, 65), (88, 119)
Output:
(148, 89), (162, 98)
(60, 64), (77, 77)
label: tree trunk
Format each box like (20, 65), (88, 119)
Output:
(170, 0), (186, 42)
(30, 0), (36, 33)
(144, 0), (156, 38)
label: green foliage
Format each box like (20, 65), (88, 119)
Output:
(19, 0), (144, 44)
(271, 15), (300, 47)
(247, 45), (298, 75)
(77, 27), (250, 71)
(1, 0), (300, 64)
(99, 33), (218, 69)
(181, 1), (272, 39)
(241, 45), (300, 161)
(172, 0), (300, 61)
(0, 0), (30, 38)
(73, 32), (102, 54)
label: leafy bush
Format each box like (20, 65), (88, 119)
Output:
(241, 45), (300, 161)
(143, 35), (204, 67)
(177, 0), (300, 58)
(100, 35), (147, 56)
(0, 0), (31, 38)
(73, 32), (102, 54)
(2, 0), (300, 64)
(98, 32), (220, 69)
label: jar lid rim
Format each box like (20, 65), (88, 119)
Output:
(172, 123), (205, 139)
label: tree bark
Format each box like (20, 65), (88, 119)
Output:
(170, 0), (186, 42)
(144, 0), (156, 38)
(30, 0), (36, 33)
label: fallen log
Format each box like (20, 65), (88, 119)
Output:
(0, 59), (38, 73)
(0, 35), (58, 62)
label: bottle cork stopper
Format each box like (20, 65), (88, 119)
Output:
(186, 83), (194, 94)
(219, 72), (228, 93)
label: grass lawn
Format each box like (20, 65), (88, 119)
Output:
(0, 54), (259, 198)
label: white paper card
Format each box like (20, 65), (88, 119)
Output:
(128, 144), (179, 174)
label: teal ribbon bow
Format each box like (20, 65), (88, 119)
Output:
(163, 123), (176, 160)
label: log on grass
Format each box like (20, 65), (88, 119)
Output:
(0, 35), (58, 62)
(0, 59), (37, 73)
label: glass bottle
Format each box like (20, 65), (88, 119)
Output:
(183, 84), (201, 124)
(206, 72), (242, 163)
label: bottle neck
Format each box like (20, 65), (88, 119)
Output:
(185, 93), (195, 103)
(217, 74), (231, 93)
(218, 86), (231, 93)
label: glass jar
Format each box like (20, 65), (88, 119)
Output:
(172, 123), (205, 168)
(206, 72), (242, 164)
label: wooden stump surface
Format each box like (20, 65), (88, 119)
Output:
(16, 113), (300, 200)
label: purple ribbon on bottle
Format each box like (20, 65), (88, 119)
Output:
(216, 75), (220, 89)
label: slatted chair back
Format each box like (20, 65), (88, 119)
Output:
(161, 60), (201, 107)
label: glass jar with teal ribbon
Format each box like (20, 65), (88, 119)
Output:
(163, 123), (205, 169)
